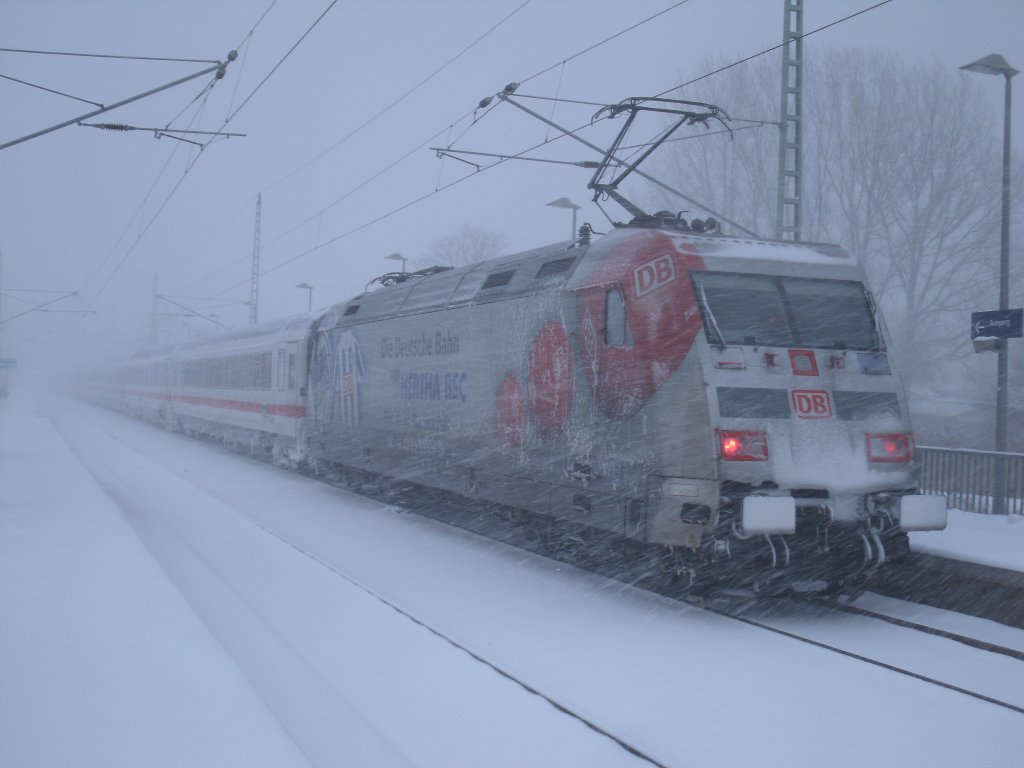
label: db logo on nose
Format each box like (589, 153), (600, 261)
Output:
(792, 389), (832, 419)
(633, 254), (676, 299)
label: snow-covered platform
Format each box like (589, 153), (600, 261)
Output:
(0, 392), (313, 767)
(909, 508), (1024, 573)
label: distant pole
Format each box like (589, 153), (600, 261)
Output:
(775, 0), (803, 241)
(250, 193), (261, 325)
(150, 274), (159, 344)
(961, 53), (1018, 512)
(546, 197), (581, 240)
(0, 250), (5, 397)
(296, 282), (314, 312)
(384, 252), (407, 273)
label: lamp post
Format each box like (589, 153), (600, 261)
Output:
(295, 282), (314, 312)
(546, 197), (581, 240)
(384, 252), (407, 273)
(961, 53), (1018, 513)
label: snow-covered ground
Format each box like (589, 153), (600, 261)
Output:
(910, 508), (1024, 572)
(2, 390), (1023, 767)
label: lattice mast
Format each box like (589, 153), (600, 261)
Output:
(250, 193), (261, 325)
(775, 0), (803, 241)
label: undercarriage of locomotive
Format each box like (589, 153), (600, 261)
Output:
(173, 416), (916, 600)
(694, 486), (914, 597)
(508, 486), (919, 599)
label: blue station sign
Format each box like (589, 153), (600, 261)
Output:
(0, 358), (16, 369)
(971, 309), (1023, 340)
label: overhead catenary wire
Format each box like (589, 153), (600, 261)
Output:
(76, 88), (213, 300)
(515, 0), (695, 90)
(97, 0), (346, 300)
(0, 46), (220, 64)
(223, 0), (340, 124)
(167, 0), (535, 296)
(245, 0), (534, 203)
(101, 0), (894, 327)
(169, 0), (696, 300)
(655, 0), (894, 97)
(78, 0), (336, 308)
(253, 0), (893, 282)
(167, 0), (687, 299)
(0, 73), (103, 107)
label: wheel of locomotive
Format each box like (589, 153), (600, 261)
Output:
(819, 578), (867, 603)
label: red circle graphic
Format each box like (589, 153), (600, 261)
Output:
(496, 373), (525, 446)
(577, 230), (706, 420)
(529, 320), (574, 437)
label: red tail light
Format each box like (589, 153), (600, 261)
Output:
(866, 433), (912, 463)
(719, 430), (768, 461)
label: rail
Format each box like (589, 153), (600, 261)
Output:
(917, 446), (1024, 515)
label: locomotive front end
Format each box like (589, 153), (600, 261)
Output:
(688, 237), (946, 592)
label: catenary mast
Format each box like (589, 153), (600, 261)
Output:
(776, 0), (803, 241)
(250, 193), (261, 325)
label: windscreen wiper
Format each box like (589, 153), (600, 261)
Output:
(696, 281), (727, 350)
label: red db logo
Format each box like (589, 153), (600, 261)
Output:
(632, 253), (676, 299)
(792, 389), (832, 419)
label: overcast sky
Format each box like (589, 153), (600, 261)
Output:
(2, 0), (1022, 366)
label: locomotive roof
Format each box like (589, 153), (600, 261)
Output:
(669, 232), (854, 265)
(320, 226), (862, 328)
(325, 237), (584, 326)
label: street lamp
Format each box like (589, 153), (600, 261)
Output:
(384, 252), (407, 273)
(546, 197), (581, 240)
(961, 53), (1018, 512)
(295, 282), (314, 312)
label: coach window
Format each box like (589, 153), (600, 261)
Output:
(605, 287), (633, 347)
(277, 349), (286, 390)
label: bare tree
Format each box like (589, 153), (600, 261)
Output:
(414, 223), (511, 269)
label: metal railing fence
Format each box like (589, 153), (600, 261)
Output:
(917, 446), (1024, 515)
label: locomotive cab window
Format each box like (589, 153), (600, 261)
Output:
(694, 272), (879, 350)
(784, 278), (879, 350)
(604, 287), (633, 347)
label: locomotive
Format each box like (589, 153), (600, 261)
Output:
(79, 213), (947, 594)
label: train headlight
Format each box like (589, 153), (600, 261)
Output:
(866, 433), (912, 463)
(718, 430), (768, 461)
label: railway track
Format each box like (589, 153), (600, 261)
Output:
(266, 472), (1024, 719)
(871, 551), (1024, 629)
(303, 470), (1024, 719)
(689, 595), (1024, 716)
(821, 600), (1024, 662)
(240, 506), (672, 768)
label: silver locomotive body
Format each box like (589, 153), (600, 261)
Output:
(308, 225), (946, 591)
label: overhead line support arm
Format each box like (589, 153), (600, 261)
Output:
(0, 50), (237, 151)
